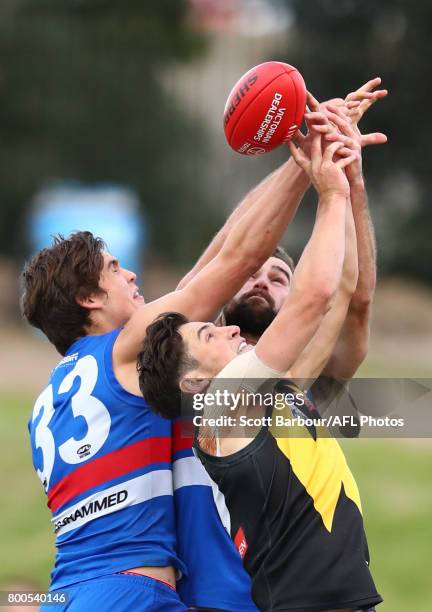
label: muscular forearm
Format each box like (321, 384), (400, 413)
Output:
(255, 191), (348, 373)
(177, 157), (309, 289)
(289, 199), (358, 383)
(349, 181), (376, 308)
(292, 191), (347, 300)
(322, 184), (375, 378)
(221, 159), (310, 267)
(116, 158), (311, 363)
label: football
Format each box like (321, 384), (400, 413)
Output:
(223, 61), (307, 155)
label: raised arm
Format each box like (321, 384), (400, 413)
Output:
(320, 106), (379, 378)
(114, 153), (313, 364)
(177, 81), (383, 293)
(323, 178), (375, 378)
(254, 133), (357, 373)
(287, 196), (358, 386)
(177, 155), (309, 290)
(176, 91), (336, 291)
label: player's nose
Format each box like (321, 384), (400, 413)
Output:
(124, 268), (137, 283)
(226, 325), (240, 338)
(253, 277), (269, 291)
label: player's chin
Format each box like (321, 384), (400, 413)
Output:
(245, 296), (272, 312)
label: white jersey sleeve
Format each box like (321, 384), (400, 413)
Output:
(205, 349), (285, 407)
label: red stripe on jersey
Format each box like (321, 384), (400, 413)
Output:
(48, 436), (171, 513)
(172, 419), (194, 455)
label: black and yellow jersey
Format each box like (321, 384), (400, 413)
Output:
(195, 382), (382, 612)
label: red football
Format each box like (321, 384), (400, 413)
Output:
(223, 61), (307, 155)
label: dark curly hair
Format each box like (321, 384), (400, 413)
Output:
(21, 231), (105, 355)
(137, 312), (198, 419)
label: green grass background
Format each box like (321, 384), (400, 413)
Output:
(1, 391), (432, 611)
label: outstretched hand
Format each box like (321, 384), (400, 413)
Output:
(321, 104), (364, 185)
(289, 129), (357, 199)
(345, 77), (388, 127)
(293, 79), (388, 157)
(322, 77), (388, 147)
(291, 92), (332, 157)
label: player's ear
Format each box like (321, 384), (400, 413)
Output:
(180, 378), (209, 395)
(76, 291), (105, 310)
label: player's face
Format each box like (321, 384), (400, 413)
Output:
(180, 321), (252, 378)
(96, 252), (145, 327)
(224, 256), (292, 336)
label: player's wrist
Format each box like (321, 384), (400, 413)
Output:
(318, 187), (349, 201)
(349, 176), (366, 193)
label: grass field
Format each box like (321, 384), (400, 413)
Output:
(1, 390), (432, 611)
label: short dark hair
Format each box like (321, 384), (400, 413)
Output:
(21, 231), (105, 355)
(137, 312), (198, 419)
(272, 245), (295, 273)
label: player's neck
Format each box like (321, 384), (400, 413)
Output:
(84, 313), (120, 337)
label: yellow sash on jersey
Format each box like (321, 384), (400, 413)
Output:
(270, 392), (362, 533)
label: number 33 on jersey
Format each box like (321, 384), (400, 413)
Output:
(28, 329), (185, 590)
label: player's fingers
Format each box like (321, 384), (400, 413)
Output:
(335, 146), (355, 157)
(336, 153), (358, 168)
(322, 99), (351, 116)
(345, 78), (384, 110)
(304, 111), (328, 124)
(347, 106), (361, 117)
(347, 77), (382, 99)
(305, 111), (333, 135)
(322, 97), (345, 107)
(326, 103), (352, 121)
(346, 90), (374, 103)
(356, 99), (373, 115)
(352, 91), (388, 125)
(333, 105), (350, 116)
(308, 123), (332, 134)
(288, 140), (309, 169)
(371, 89), (388, 99)
(310, 130), (323, 161)
(346, 100), (361, 109)
(306, 91), (320, 112)
(316, 104), (350, 128)
(292, 129), (306, 146)
(360, 91), (387, 109)
(361, 132), (388, 146)
(359, 77), (382, 91)
(288, 139), (301, 161)
(324, 107), (357, 138)
(324, 112), (353, 136)
(325, 132), (357, 150)
(323, 140), (343, 162)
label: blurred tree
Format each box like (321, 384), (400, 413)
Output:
(281, 0), (432, 284)
(0, 0), (218, 265)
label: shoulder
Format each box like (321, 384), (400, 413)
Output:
(207, 349), (285, 399)
(215, 350), (257, 379)
(216, 349), (285, 380)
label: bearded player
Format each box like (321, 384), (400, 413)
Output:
(139, 114), (383, 611)
(169, 81), (386, 610)
(22, 126), (322, 611)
